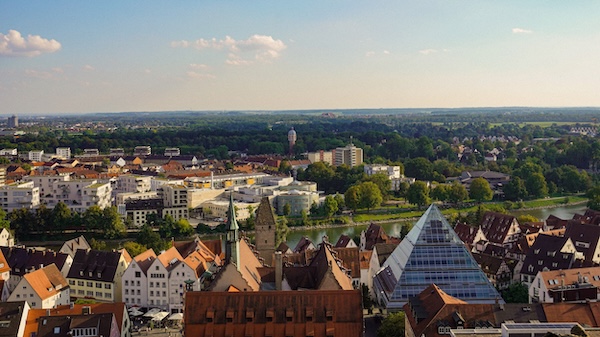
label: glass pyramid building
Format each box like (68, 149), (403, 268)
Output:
(373, 204), (503, 311)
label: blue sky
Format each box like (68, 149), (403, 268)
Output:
(1, 1), (600, 114)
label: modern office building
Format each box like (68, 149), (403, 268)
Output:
(333, 143), (363, 167)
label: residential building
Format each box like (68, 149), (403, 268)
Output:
(472, 252), (515, 290)
(82, 148), (100, 157)
(7, 115), (18, 128)
(529, 266), (600, 303)
(373, 204), (503, 310)
(133, 146), (151, 156)
(59, 236), (90, 259)
(200, 199), (258, 222)
(0, 301), (30, 337)
(56, 147), (71, 160)
(0, 181), (40, 211)
(164, 148), (180, 157)
(0, 247), (72, 293)
(114, 174), (152, 194)
(516, 234), (579, 287)
(364, 164), (402, 179)
(367, 243), (397, 298)
(109, 148), (125, 157)
(47, 179), (112, 212)
(24, 302), (131, 337)
(360, 223), (399, 251)
(334, 234), (357, 249)
(0, 228), (14, 247)
(122, 249), (156, 309)
(25, 174), (71, 201)
(0, 148), (17, 156)
(7, 264), (70, 309)
(307, 150), (334, 165)
(333, 143), (363, 167)
(184, 290), (363, 337)
(28, 150), (44, 162)
(67, 249), (130, 303)
(158, 184), (188, 221)
(480, 212), (522, 249)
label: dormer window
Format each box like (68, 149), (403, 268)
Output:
(79, 270), (83, 276)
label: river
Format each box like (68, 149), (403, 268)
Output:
(283, 203), (589, 250)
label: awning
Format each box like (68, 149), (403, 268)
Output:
(152, 312), (169, 321)
(143, 308), (162, 318)
(168, 313), (183, 321)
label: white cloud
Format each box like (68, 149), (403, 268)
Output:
(512, 28), (533, 34)
(366, 50), (390, 57)
(419, 49), (438, 55)
(187, 71), (216, 79)
(52, 67), (64, 73)
(172, 34), (286, 65)
(144, 69), (152, 74)
(25, 69), (54, 79)
(83, 65), (95, 71)
(189, 63), (209, 70)
(0, 29), (61, 57)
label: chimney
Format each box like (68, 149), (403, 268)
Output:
(46, 309), (51, 316)
(275, 251), (282, 291)
(70, 303), (74, 309)
(82, 306), (91, 315)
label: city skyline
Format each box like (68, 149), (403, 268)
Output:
(2, 1), (600, 114)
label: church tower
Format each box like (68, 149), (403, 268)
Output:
(254, 197), (276, 266)
(225, 194), (240, 269)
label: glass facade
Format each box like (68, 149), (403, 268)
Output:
(375, 204), (503, 310)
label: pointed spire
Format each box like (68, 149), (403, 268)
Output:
(227, 193), (238, 231)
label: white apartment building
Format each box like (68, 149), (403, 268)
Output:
(122, 249), (156, 308)
(364, 164), (402, 179)
(115, 175), (152, 194)
(0, 181), (40, 212)
(25, 174), (71, 200)
(134, 146), (151, 156)
(122, 243), (217, 313)
(160, 185), (189, 221)
(28, 150), (44, 162)
(56, 147), (71, 160)
(0, 148), (17, 156)
(164, 148), (180, 157)
(200, 199), (257, 222)
(49, 179), (112, 212)
(7, 264), (70, 309)
(115, 191), (159, 206)
(83, 149), (100, 157)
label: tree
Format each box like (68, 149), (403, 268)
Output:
(0, 208), (10, 230)
(501, 282), (529, 303)
(469, 177), (493, 203)
(101, 206), (126, 239)
(362, 173), (391, 201)
(448, 182), (468, 204)
(276, 217), (290, 246)
(503, 177), (527, 201)
(404, 157), (434, 181)
(323, 195), (338, 218)
(138, 224), (169, 253)
(51, 202), (72, 231)
(334, 193), (345, 212)
(396, 181), (410, 200)
(517, 214), (539, 224)
(344, 185), (361, 212)
(377, 312), (405, 337)
(283, 203), (291, 217)
(525, 173), (548, 198)
(406, 181), (430, 208)
(430, 184), (449, 202)
(89, 238), (107, 251)
(359, 182), (383, 211)
(123, 241), (148, 257)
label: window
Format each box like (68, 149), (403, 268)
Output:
(105, 284), (111, 289)
(54, 327), (61, 334)
(150, 282), (154, 288)
(96, 282), (102, 288)
(135, 271), (141, 278)
(77, 281), (84, 286)
(125, 280), (129, 286)
(86, 282), (93, 287)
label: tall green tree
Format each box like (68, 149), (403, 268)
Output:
(503, 177), (527, 201)
(448, 181), (468, 204)
(469, 178), (493, 203)
(525, 173), (548, 198)
(377, 312), (405, 337)
(344, 185), (361, 212)
(359, 182), (383, 211)
(362, 173), (391, 201)
(406, 181), (430, 208)
(323, 195), (339, 218)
